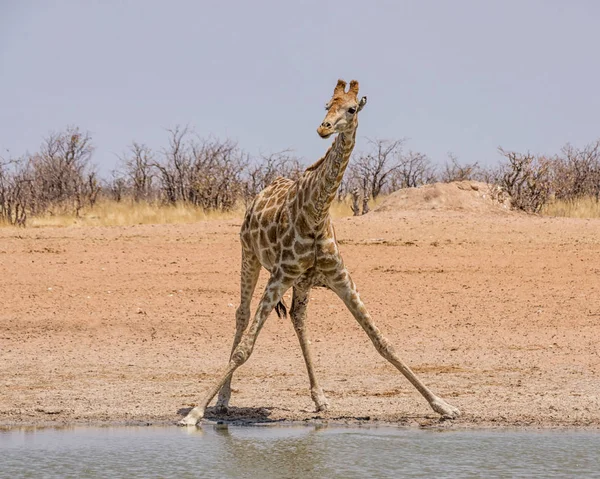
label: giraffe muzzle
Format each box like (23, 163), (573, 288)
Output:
(317, 127), (334, 138)
(317, 121), (335, 138)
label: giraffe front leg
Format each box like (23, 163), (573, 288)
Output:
(290, 286), (329, 412)
(327, 270), (460, 419)
(214, 305), (250, 414)
(180, 274), (293, 426)
(215, 250), (261, 413)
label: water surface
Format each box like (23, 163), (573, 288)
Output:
(2, 425), (599, 478)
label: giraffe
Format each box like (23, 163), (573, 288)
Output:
(180, 79), (460, 425)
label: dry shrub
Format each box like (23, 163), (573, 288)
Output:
(495, 148), (552, 213)
(1, 127), (99, 226)
(346, 138), (435, 215)
(551, 141), (600, 202)
(492, 140), (600, 215)
(0, 158), (30, 226)
(6, 124), (600, 226)
(440, 153), (481, 183)
(350, 139), (404, 202)
(149, 127), (247, 210)
(120, 142), (155, 202)
(244, 150), (304, 204)
(28, 127), (99, 217)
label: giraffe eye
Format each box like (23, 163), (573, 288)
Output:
(348, 107), (357, 114)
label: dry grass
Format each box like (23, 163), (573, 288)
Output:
(25, 200), (246, 228)
(329, 195), (386, 218)
(329, 198), (354, 219)
(15, 197), (362, 228)
(542, 196), (600, 219)
(15, 193), (600, 228)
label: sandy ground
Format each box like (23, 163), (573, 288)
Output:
(1, 204), (600, 429)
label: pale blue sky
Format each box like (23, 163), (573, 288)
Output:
(1, 0), (599, 175)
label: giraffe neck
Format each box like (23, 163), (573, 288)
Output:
(300, 120), (358, 228)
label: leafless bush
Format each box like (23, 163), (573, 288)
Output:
(345, 139), (435, 214)
(189, 138), (248, 210)
(105, 170), (128, 203)
(388, 150), (437, 190)
(27, 127), (99, 217)
(150, 127), (249, 210)
(107, 129), (305, 211)
(16, 125), (600, 225)
(460, 141), (600, 213)
(0, 158), (31, 226)
(119, 142), (155, 202)
(440, 152), (480, 182)
(351, 139), (404, 200)
(496, 148), (552, 213)
(1, 127), (99, 223)
(244, 150), (304, 203)
(151, 126), (191, 204)
(552, 141), (600, 202)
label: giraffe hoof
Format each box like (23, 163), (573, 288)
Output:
(178, 410), (203, 426)
(312, 390), (330, 413)
(431, 398), (461, 419)
(178, 417), (199, 427)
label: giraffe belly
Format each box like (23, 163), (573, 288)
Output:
(294, 268), (329, 290)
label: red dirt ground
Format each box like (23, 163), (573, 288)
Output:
(1, 190), (599, 429)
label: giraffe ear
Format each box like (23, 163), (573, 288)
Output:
(358, 96), (367, 111)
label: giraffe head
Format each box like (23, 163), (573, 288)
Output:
(317, 79), (367, 139)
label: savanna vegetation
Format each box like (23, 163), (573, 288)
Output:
(2, 125), (599, 226)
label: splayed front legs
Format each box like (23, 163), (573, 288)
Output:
(215, 251), (261, 413)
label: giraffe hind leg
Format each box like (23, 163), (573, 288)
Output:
(290, 286), (329, 412)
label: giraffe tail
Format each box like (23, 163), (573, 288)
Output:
(274, 299), (288, 319)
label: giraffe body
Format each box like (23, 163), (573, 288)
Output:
(180, 80), (460, 425)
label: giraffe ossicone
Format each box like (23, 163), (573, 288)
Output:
(179, 79), (460, 426)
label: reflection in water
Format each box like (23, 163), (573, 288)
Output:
(1, 424), (599, 478)
(213, 424), (328, 478)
